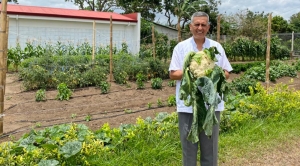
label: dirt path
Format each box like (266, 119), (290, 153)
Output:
(1, 72), (300, 165)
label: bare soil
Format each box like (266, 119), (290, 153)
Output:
(1, 72), (300, 165)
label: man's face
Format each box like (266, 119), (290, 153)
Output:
(189, 16), (210, 40)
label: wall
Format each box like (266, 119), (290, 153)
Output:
(7, 14), (140, 54)
(153, 23), (178, 41)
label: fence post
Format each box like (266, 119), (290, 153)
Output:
(0, 0), (8, 135)
(109, 15), (113, 82)
(217, 15), (221, 43)
(92, 20), (95, 63)
(4, 16), (9, 95)
(152, 25), (156, 59)
(266, 13), (272, 92)
(291, 31), (294, 58)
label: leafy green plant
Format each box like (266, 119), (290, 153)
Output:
(167, 80), (176, 87)
(56, 83), (72, 101)
(136, 73), (147, 89)
(99, 81), (110, 94)
(114, 70), (128, 85)
(35, 89), (46, 102)
(229, 76), (258, 94)
(151, 78), (163, 89)
(71, 114), (77, 119)
(147, 102), (153, 109)
(124, 108), (133, 114)
(167, 95), (176, 107)
(85, 115), (92, 121)
(157, 98), (164, 107)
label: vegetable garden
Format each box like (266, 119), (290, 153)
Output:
(1, 27), (300, 165)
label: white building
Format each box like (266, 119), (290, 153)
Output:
(2, 4), (141, 54)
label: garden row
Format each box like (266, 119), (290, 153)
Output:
(1, 81), (299, 165)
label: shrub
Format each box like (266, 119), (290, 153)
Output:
(167, 80), (176, 87)
(136, 73), (147, 89)
(56, 83), (72, 101)
(229, 76), (258, 94)
(151, 78), (163, 89)
(167, 94), (176, 107)
(35, 89), (46, 102)
(99, 81), (110, 94)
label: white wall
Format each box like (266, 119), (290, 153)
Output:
(7, 15), (140, 54)
(154, 24), (178, 41)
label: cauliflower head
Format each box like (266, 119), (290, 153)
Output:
(189, 50), (216, 78)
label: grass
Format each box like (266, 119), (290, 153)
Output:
(219, 110), (300, 165)
(86, 110), (300, 165)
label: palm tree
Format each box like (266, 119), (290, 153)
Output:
(173, 0), (207, 41)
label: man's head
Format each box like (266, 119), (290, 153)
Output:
(189, 12), (210, 40)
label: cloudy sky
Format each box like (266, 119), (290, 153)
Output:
(14, 0), (300, 21)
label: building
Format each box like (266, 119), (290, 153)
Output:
(1, 4), (141, 54)
(153, 22), (178, 41)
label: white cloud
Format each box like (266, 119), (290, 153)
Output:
(17, 0), (78, 9)
(11, 0), (300, 22)
(218, 0), (300, 21)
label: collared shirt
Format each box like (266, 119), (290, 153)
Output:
(169, 37), (233, 113)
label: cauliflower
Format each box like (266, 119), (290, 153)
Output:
(189, 51), (216, 78)
(179, 47), (228, 143)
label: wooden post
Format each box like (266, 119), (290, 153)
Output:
(265, 13), (272, 92)
(92, 20), (95, 63)
(0, 0), (8, 135)
(152, 25), (156, 59)
(291, 31), (294, 58)
(109, 15), (113, 82)
(217, 15), (221, 43)
(4, 16), (9, 95)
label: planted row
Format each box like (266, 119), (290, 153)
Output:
(223, 36), (290, 61)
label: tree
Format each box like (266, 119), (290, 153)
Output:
(228, 9), (268, 40)
(116, 0), (162, 21)
(197, 0), (221, 34)
(271, 15), (290, 33)
(65, 0), (116, 11)
(289, 12), (300, 32)
(162, 0), (207, 42)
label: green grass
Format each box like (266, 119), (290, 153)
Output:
(219, 110), (300, 165)
(85, 110), (300, 165)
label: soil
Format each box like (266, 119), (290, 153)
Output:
(1, 72), (300, 165)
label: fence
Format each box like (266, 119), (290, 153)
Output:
(275, 32), (300, 56)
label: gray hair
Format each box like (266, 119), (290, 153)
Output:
(191, 12), (210, 24)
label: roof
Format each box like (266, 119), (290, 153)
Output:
(0, 4), (137, 22)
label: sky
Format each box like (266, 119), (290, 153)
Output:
(13, 0), (300, 22)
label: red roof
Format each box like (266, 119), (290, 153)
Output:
(1, 4), (137, 22)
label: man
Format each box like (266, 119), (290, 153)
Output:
(169, 11), (233, 166)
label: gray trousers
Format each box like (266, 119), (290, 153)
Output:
(178, 111), (220, 166)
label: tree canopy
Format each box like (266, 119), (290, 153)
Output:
(289, 12), (300, 32)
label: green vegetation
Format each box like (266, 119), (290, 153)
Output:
(1, 82), (299, 165)
(35, 89), (46, 102)
(56, 83), (73, 101)
(151, 77), (163, 89)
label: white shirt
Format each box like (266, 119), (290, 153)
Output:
(169, 37), (233, 113)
